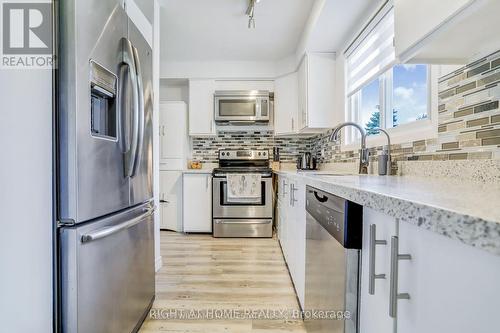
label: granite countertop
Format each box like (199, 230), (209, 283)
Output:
(276, 170), (500, 256)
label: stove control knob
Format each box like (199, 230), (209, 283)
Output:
(258, 152), (261, 156)
(263, 151), (267, 156)
(221, 152), (225, 156)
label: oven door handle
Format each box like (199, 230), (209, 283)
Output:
(214, 220), (271, 225)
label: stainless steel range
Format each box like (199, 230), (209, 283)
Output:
(212, 150), (273, 238)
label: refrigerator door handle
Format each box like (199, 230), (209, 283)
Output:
(81, 207), (154, 243)
(120, 37), (140, 177)
(130, 45), (145, 178)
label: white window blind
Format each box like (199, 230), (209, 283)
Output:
(345, 4), (395, 97)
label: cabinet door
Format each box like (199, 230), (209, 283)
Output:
(394, 0), (473, 60)
(297, 56), (308, 130)
(293, 180), (306, 309)
(182, 174), (212, 232)
(397, 222), (500, 333)
(306, 53), (336, 129)
(359, 208), (397, 333)
(274, 72), (298, 135)
(159, 102), (187, 164)
(278, 176), (289, 246)
(159, 171), (182, 231)
(188, 79), (216, 136)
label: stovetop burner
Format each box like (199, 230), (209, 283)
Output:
(214, 149), (272, 177)
(213, 166), (273, 174)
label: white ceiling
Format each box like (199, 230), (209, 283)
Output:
(305, 0), (381, 53)
(160, 0), (315, 62)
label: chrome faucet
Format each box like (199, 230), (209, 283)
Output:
(374, 128), (391, 175)
(329, 122), (369, 174)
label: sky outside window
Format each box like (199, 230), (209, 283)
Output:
(392, 64), (428, 126)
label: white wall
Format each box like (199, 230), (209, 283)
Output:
(160, 79), (189, 102)
(161, 59), (278, 80)
(0, 69), (53, 331)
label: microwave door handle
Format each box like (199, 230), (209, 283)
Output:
(131, 45), (145, 178)
(120, 37), (140, 177)
(255, 97), (261, 118)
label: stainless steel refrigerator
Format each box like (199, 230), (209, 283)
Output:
(57, 0), (155, 332)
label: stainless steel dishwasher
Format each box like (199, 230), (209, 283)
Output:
(304, 186), (363, 333)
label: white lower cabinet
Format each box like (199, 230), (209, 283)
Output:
(159, 171), (183, 232)
(277, 175), (306, 309)
(359, 208), (397, 333)
(360, 207), (500, 333)
(397, 222), (500, 333)
(182, 173), (212, 233)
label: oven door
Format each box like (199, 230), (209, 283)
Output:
(212, 176), (273, 218)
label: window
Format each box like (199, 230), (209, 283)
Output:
(347, 64), (430, 143)
(391, 64), (429, 126)
(344, 2), (432, 146)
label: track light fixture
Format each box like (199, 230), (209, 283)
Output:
(246, 0), (260, 29)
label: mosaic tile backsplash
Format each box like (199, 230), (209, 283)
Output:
(191, 131), (314, 163)
(192, 50), (500, 167)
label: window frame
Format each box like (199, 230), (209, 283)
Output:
(342, 64), (439, 151)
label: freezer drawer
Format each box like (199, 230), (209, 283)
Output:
(60, 203), (155, 333)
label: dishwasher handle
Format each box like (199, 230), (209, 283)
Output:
(81, 207), (155, 243)
(313, 190), (328, 203)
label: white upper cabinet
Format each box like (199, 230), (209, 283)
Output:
(188, 79), (216, 136)
(159, 101), (188, 170)
(274, 72), (299, 135)
(274, 53), (336, 135)
(395, 0), (499, 63)
(130, 0), (153, 23)
(298, 53), (336, 133)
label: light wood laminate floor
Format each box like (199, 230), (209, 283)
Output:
(139, 231), (305, 333)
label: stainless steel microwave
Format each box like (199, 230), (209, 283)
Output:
(214, 90), (270, 123)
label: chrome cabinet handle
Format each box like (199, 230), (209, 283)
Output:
(290, 183), (298, 206)
(369, 224), (387, 295)
(160, 193), (169, 203)
(389, 236), (412, 318)
(282, 179), (288, 198)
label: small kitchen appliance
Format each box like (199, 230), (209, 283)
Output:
(214, 90), (270, 123)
